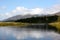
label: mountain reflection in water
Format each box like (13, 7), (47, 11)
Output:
(0, 27), (60, 40)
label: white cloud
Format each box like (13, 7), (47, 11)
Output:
(12, 10), (17, 13)
(0, 6), (43, 20)
(9, 5), (60, 16)
(13, 6), (43, 15)
(0, 12), (12, 20)
(44, 4), (60, 14)
(31, 8), (43, 15)
(1, 4), (60, 20)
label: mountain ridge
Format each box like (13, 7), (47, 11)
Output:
(2, 12), (60, 22)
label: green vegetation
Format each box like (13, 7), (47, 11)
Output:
(49, 16), (60, 26)
(15, 15), (60, 33)
(15, 15), (58, 23)
(49, 16), (60, 33)
(0, 22), (29, 27)
(49, 22), (60, 32)
(0, 15), (60, 33)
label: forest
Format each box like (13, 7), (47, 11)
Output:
(15, 15), (58, 23)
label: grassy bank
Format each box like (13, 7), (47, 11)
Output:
(49, 22), (60, 33)
(0, 22), (29, 27)
(0, 22), (60, 32)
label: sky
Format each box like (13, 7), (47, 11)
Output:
(0, 0), (60, 20)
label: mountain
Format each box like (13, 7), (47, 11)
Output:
(15, 12), (60, 23)
(54, 12), (60, 22)
(3, 14), (40, 22)
(3, 15), (22, 22)
(55, 12), (60, 16)
(3, 12), (60, 22)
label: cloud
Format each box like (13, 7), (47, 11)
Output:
(0, 12), (13, 20)
(12, 5), (60, 15)
(1, 4), (60, 20)
(15, 6), (43, 15)
(9, 5), (60, 15)
(44, 4), (60, 14)
(0, 6), (43, 20)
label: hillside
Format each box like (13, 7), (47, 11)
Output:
(49, 12), (60, 33)
(14, 12), (60, 33)
(15, 15), (58, 23)
(2, 12), (60, 33)
(3, 14), (39, 22)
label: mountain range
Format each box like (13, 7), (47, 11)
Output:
(2, 12), (60, 22)
(3, 14), (40, 22)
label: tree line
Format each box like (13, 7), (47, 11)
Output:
(15, 15), (58, 23)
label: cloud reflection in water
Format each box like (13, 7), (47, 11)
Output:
(0, 27), (60, 40)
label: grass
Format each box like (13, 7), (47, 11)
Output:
(0, 21), (60, 33)
(49, 22), (60, 28)
(49, 16), (60, 33)
(49, 22), (60, 33)
(0, 22), (29, 27)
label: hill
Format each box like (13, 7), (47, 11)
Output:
(2, 12), (60, 33)
(15, 15), (58, 23)
(3, 14), (40, 22)
(49, 12), (60, 33)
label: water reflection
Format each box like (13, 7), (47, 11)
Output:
(0, 27), (60, 40)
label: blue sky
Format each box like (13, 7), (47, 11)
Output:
(0, 0), (59, 10)
(0, 0), (60, 20)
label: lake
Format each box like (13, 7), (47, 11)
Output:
(0, 26), (60, 40)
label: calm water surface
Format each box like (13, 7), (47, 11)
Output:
(0, 26), (60, 40)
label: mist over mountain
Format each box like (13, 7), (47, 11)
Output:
(2, 12), (60, 22)
(3, 14), (40, 22)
